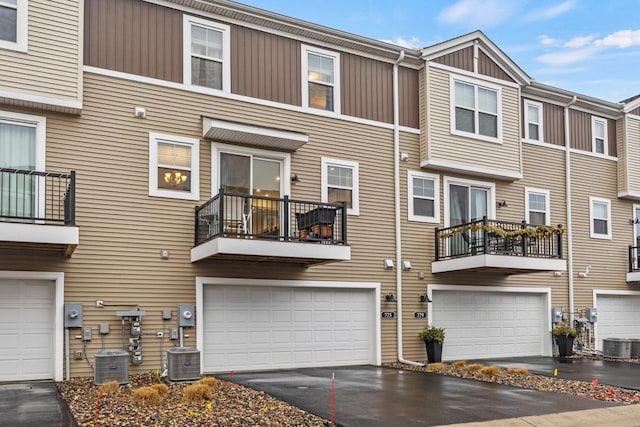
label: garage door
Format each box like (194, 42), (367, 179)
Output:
(0, 280), (54, 381)
(203, 285), (374, 372)
(431, 289), (548, 361)
(596, 294), (640, 350)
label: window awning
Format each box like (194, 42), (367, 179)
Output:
(202, 118), (308, 151)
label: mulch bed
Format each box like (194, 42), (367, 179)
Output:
(57, 372), (329, 427)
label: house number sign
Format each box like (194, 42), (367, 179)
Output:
(381, 311), (396, 319)
(413, 312), (427, 318)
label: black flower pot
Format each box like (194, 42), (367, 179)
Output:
(556, 335), (575, 357)
(424, 341), (443, 363)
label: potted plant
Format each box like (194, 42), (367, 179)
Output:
(419, 325), (446, 363)
(552, 323), (578, 357)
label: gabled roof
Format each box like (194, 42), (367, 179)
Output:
(420, 30), (531, 86)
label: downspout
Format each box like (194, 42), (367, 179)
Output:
(564, 95), (577, 326)
(393, 50), (423, 367)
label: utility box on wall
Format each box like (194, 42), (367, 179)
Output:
(551, 307), (562, 323)
(178, 304), (194, 327)
(586, 307), (598, 323)
(64, 303), (83, 328)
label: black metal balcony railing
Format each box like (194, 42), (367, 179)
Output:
(435, 217), (563, 261)
(0, 168), (76, 225)
(628, 246), (640, 272)
(195, 190), (347, 246)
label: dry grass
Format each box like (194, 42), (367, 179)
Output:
(479, 365), (502, 378)
(151, 383), (169, 396)
(198, 377), (218, 388)
(507, 367), (530, 376)
(183, 383), (213, 402)
(427, 362), (447, 372)
(98, 380), (120, 395)
(466, 363), (484, 372)
(452, 360), (467, 368)
(132, 387), (162, 405)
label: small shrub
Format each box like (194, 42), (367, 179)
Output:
(151, 383), (169, 396)
(418, 325), (446, 344)
(198, 377), (218, 388)
(99, 380), (120, 395)
(466, 363), (484, 372)
(133, 387), (161, 405)
(427, 362), (447, 372)
(507, 367), (530, 376)
(479, 365), (502, 378)
(183, 384), (212, 402)
(552, 323), (578, 338)
(452, 360), (467, 368)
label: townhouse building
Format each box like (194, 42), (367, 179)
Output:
(0, 0), (638, 382)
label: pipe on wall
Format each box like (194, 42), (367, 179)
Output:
(565, 95), (577, 325)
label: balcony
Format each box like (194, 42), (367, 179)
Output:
(0, 168), (79, 256)
(432, 218), (566, 274)
(191, 191), (350, 265)
(627, 246), (640, 283)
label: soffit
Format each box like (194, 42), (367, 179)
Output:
(203, 118), (308, 151)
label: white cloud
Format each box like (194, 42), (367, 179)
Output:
(594, 30), (640, 48)
(437, 0), (520, 29)
(537, 35), (559, 46)
(524, 0), (576, 22)
(535, 46), (600, 66)
(563, 35), (595, 48)
(381, 36), (426, 49)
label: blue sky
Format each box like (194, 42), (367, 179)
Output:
(238, 0), (640, 103)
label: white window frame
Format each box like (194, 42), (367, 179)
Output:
(443, 176), (496, 227)
(589, 196), (612, 240)
(149, 132), (200, 201)
(321, 157), (358, 216)
(301, 45), (341, 114)
(408, 171), (439, 223)
(524, 100), (543, 142)
(450, 75), (502, 143)
(0, 0), (27, 52)
(591, 116), (608, 156)
(183, 15), (230, 93)
(525, 187), (550, 226)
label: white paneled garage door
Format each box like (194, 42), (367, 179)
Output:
(202, 285), (375, 373)
(0, 280), (54, 381)
(595, 293), (640, 350)
(431, 289), (548, 360)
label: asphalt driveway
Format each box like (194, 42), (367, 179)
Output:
(0, 381), (76, 427)
(218, 365), (616, 426)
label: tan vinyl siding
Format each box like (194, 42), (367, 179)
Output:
(623, 116), (640, 194)
(341, 52), (392, 124)
(432, 46), (473, 72)
(0, 0), (81, 103)
(424, 66), (521, 177)
(478, 50), (514, 83)
(84, 0), (182, 83)
(232, 25), (301, 105)
(617, 117), (627, 195)
(399, 67), (420, 128)
(419, 67), (428, 161)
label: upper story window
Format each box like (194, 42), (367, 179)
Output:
(589, 196), (611, 239)
(302, 45), (340, 113)
(0, 0), (27, 52)
(524, 100), (543, 142)
(451, 76), (500, 142)
(149, 132), (200, 201)
(408, 171), (439, 223)
(592, 117), (608, 155)
(525, 187), (550, 226)
(183, 15), (230, 92)
(321, 158), (358, 215)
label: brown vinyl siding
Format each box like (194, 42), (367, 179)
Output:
(399, 67), (420, 128)
(544, 102), (565, 146)
(608, 118), (617, 156)
(631, 106), (640, 116)
(478, 50), (514, 83)
(569, 110), (617, 156)
(432, 46), (473, 72)
(84, 0), (182, 82)
(231, 26), (301, 105)
(341, 52), (393, 123)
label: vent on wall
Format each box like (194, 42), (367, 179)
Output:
(94, 349), (129, 385)
(167, 347), (201, 381)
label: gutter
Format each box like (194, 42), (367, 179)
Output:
(393, 50), (424, 367)
(565, 95), (577, 326)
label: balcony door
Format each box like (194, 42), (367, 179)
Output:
(219, 152), (283, 236)
(0, 120), (37, 220)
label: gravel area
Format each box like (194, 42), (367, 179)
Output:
(57, 372), (329, 426)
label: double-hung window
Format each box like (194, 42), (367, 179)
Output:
(589, 197), (611, 239)
(408, 171), (439, 222)
(592, 117), (608, 156)
(525, 188), (550, 225)
(321, 158), (358, 215)
(0, 0), (27, 52)
(452, 77), (500, 140)
(524, 100), (543, 142)
(149, 132), (200, 201)
(183, 16), (230, 92)
(302, 45), (340, 113)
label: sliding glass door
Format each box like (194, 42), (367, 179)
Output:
(0, 121), (36, 220)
